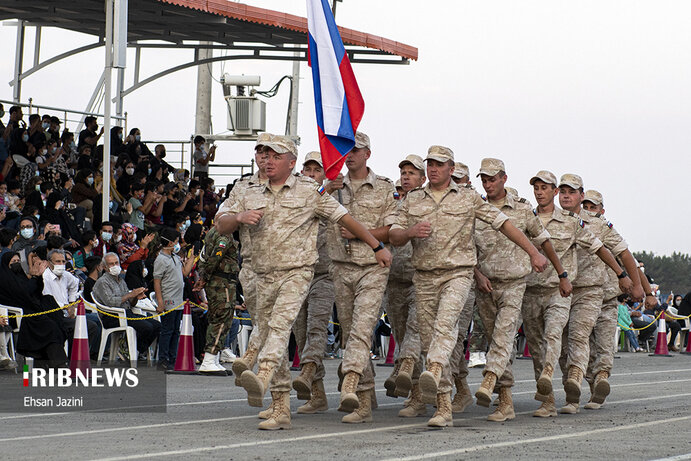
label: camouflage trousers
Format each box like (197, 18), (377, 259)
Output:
(331, 262), (390, 392)
(522, 286), (571, 381)
(386, 278), (421, 380)
(292, 273), (335, 381)
(204, 276), (237, 354)
(559, 286), (604, 382)
(449, 287), (475, 381)
(477, 278), (526, 389)
(586, 296), (618, 384)
(239, 266), (262, 354)
(254, 266), (314, 392)
(414, 267), (473, 394)
(468, 302), (488, 353)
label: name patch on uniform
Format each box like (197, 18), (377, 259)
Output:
(317, 185), (326, 196)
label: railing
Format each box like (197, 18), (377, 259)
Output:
(0, 98), (127, 137)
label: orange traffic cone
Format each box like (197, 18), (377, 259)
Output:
(169, 302), (196, 374)
(377, 335), (395, 367)
(650, 311), (673, 357)
(681, 331), (691, 355)
(69, 300), (91, 376)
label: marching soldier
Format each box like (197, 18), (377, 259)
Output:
(389, 146), (549, 428)
(195, 227), (240, 376)
(216, 135), (391, 430)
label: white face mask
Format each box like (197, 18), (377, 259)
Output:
(126, 168), (135, 176)
(109, 265), (122, 276)
(675, 299), (682, 307)
(52, 265), (65, 277)
(142, 267), (149, 278)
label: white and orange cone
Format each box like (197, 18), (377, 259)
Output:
(69, 301), (91, 376)
(650, 311), (673, 357)
(172, 302), (196, 373)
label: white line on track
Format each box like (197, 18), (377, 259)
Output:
(82, 391), (691, 460)
(651, 454), (691, 461)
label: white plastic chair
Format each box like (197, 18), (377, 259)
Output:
(237, 323), (253, 356)
(88, 296), (138, 368)
(1, 305), (22, 368)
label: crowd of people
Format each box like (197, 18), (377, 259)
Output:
(0, 101), (689, 433)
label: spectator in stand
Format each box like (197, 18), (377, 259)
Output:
(12, 216), (46, 252)
(144, 181), (165, 229)
(9, 127), (30, 163)
(72, 169), (98, 221)
(116, 223), (154, 271)
(184, 179), (204, 215)
(110, 126), (128, 157)
(151, 144), (172, 182)
(617, 294), (643, 352)
(59, 130), (78, 170)
(82, 255), (102, 304)
(93, 221), (116, 258)
(162, 182), (194, 226)
(77, 144), (97, 171)
(42, 248), (100, 360)
(43, 192), (80, 242)
(201, 177), (220, 226)
(116, 159), (136, 198)
(125, 259), (151, 293)
(72, 231), (97, 272)
(628, 298), (657, 346)
(193, 135), (215, 180)
(27, 114), (46, 152)
(0, 228), (17, 257)
(0, 251), (67, 368)
(78, 116), (104, 151)
(47, 116), (61, 145)
(93, 252), (161, 361)
(5, 179), (21, 214)
(127, 183), (147, 231)
(125, 128), (152, 162)
(154, 227), (195, 370)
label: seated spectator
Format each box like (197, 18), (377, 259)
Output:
(93, 252), (160, 360)
(617, 294), (643, 352)
(110, 126), (128, 158)
(12, 216), (46, 252)
(116, 159), (136, 198)
(47, 116), (61, 145)
(42, 249), (100, 360)
(72, 169), (98, 221)
(628, 298), (657, 345)
(72, 231), (97, 272)
(78, 116), (103, 151)
(184, 179), (204, 215)
(127, 183), (147, 230)
(43, 192), (80, 242)
(0, 227), (17, 257)
(5, 179), (21, 214)
(93, 221), (116, 257)
(0, 251), (67, 368)
(125, 127), (152, 163)
(116, 223), (154, 271)
(27, 114), (45, 152)
(125, 259), (151, 293)
(77, 144), (97, 171)
(82, 255), (102, 304)
(162, 183), (192, 226)
(151, 144), (172, 182)
(144, 181), (165, 229)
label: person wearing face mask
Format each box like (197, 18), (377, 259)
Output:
(72, 169), (98, 221)
(42, 249), (101, 361)
(110, 126), (128, 157)
(116, 161), (136, 197)
(151, 144), (172, 182)
(12, 216), (46, 252)
(92, 221), (116, 257)
(154, 227), (196, 370)
(73, 231), (98, 272)
(117, 223), (155, 271)
(27, 114), (46, 152)
(78, 116), (103, 151)
(81, 256), (103, 304)
(162, 183), (189, 226)
(93, 252), (161, 361)
(125, 127), (152, 162)
(47, 116), (61, 144)
(193, 135), (216, 181)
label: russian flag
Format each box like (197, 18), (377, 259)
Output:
(306, 0), (365, 180)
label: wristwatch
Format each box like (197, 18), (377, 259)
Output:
(558, 271), (568, 279)
(372, 242), (385, 253)
(617, 270), (629, 279)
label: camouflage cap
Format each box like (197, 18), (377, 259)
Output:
(583, 189), (603, 206)
(558, 173), (584, 190)
(303, 150), (323, 167)
(398, 154), (424, 171)
(354, 131), (371, 149)
(264, 135), (298, 156)
(477, 158), (506, 177)
(255, 132), (273, 150)
(425, 145), (454, 163)
(395, 179), (402, 188)
(529, 170), (558, 187)
(451, 161), (470, 179)
(505, 187), (518, 197)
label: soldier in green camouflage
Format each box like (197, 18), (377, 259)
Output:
(195, 227), (240, 375)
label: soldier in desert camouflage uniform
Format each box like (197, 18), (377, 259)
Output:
(390, 146), (549, 428)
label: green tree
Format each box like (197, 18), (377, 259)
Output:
(634, 251), (691, 296)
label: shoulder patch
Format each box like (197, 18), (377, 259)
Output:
(568, 211), (576, 217)
(316, 184), (326, 196)
(518, 197), (527, 203)
(218, 241), (226, 248)
(532, 208), (538, 216)
(578, 219), (585, 228)
(393, 191), (400, 200)
(607, 221), (613, 229)
(376, 175), (393, 184)
(481, 194), (487, 201)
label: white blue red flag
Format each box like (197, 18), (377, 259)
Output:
(306, 0), (365, 180)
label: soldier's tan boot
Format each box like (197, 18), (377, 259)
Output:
(451, 377), (473, 413)
(536, 364), (554, 396)
(297, 379), (329, 414)
(342, 390), (373, 423)
(258, 391), (291, 430)
(384, 361), (401, 398)
(533, 392), (557, 418)
(292, 362), (317, 400)
(475, 371), (497, 407)
(564, 366), (584, 404)
(487, 387), (515, 422)
(242, 364), (274, 407)
(398, 383), (426, 418)
(395, 357), (415, 397)
(560, 402), (580, 414)
(591, 370), (610, 404)
(338, 371), (360, 413)
(232, 347), (258, 387)
(419, 362), (443, 404)
(371, 388), (378, 409)
(257, 401), (275, 419)
(427, 392), (453, 427)
(584, 398), (602, 410)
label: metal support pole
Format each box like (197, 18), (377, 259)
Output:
(115, 67), (125, 118)
(13, 21), (25, 102)
(102, 0), (114, 224)
(133, 47), (141, 85)
(287, 51), (300, 139)
(33, 26), (41, 68)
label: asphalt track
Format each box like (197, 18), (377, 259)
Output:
(3, 352), (691, 460)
